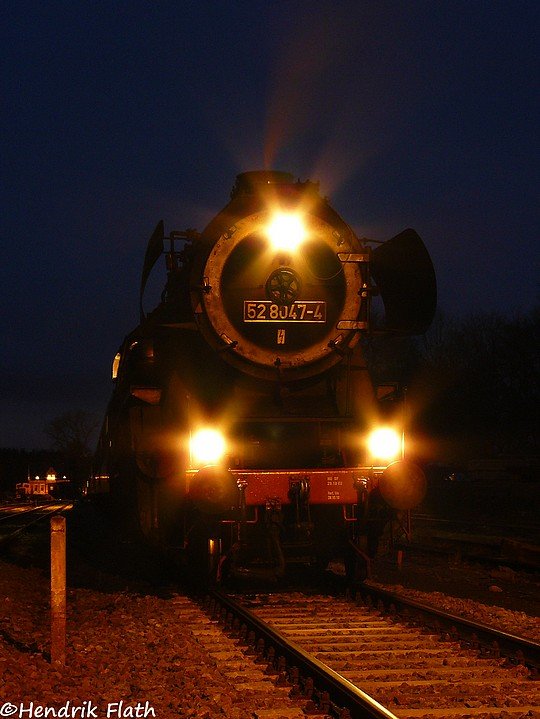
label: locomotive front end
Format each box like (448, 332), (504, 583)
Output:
(191, 171), (369, 383)
(93, 170), (436, 584)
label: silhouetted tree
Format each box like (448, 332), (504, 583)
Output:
(44, 411), (98, 488)
(363, 307), (539, 459)
(415, 308), (539, 454)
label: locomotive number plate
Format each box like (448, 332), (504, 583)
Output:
(244, 301), (326, 323)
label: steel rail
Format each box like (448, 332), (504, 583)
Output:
(413, 513), (540, 534)
(0, 503), (52, 522)
(356, 583), (540, 672)
(392, 536), (540, 572)
(0, 504), (72, 547)
(0, 505), (45, 522)
(206, 589), (399, 719)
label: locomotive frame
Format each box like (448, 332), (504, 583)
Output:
(91, 171), (436, 583)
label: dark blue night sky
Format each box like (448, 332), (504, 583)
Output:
(1, 1), (538, 448)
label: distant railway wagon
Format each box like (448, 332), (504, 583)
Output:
(92, 171), (436, 582)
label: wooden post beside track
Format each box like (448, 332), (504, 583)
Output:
(50, 515), (66, 666)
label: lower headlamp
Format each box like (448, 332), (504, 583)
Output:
(367, 427), (401, 463)
(190, 428), (227, 466)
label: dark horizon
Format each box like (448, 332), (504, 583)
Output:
(2, 1), (538, 449)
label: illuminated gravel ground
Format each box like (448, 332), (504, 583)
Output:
(1, 499), (538, 717)
(2, 551), (539, 718)
(0, 560), (304, 719)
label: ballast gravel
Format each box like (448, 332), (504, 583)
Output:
(1, 557), (539, 718)
(0, 560), (304, 719)
(366, 579), (540, 642)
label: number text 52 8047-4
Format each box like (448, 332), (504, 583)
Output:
(243, 301), (326, 323)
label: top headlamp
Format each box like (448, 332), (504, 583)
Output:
(266, 213), (306, 252)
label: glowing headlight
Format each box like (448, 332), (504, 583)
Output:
(266, 213), (306, 252)
(190, 428), (226, 466)
(367, 427), (401, 462)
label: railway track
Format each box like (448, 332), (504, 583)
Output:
(412, 513), (540, 537)
(204, 589), (540, 718)
(0, 502), (72, 547)
(385, 512), (540, 571)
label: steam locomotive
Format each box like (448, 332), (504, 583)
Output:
(92, 171), (436, 582)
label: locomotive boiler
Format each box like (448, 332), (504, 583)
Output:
(92, 171), (436, 582)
